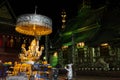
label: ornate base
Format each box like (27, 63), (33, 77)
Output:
(24, 60), (35, 65)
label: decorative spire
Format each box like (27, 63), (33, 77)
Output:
(61, 9), (66, 29)
(35, 6), (37, 14)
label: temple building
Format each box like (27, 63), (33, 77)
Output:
(0, 0), (120, 79)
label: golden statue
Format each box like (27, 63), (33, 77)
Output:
(19, 38), (44, 64)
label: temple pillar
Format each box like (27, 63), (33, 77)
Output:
(45, 36), (49, 61)
(72, 34), (77, 77)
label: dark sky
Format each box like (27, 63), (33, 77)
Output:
(6, 0), (120, 40)
(7, 0), (82, 37)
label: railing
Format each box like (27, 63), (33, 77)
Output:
(77, 67), (120, 71)
(76, 67), (120, 77)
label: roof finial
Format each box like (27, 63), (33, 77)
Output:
(35, 6), (37, 14)
(83, 0), (85, 7)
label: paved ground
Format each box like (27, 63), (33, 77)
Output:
(73, 76), (120, 80)
(2, 75), (120, 80)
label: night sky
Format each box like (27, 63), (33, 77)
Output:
(7, 0), (113, 32)
(4, 0), (120, 44)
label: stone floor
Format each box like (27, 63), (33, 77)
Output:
(72, 75), (120, 80)
(1, 75), (120, 80)
(58, 75), (120, 80)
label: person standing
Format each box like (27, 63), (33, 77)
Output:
(52, 68), (59, 80)
(0, 60), (4, 79)
(65, 63), (73, 80)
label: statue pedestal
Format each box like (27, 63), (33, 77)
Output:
(25, 60), (35, 65)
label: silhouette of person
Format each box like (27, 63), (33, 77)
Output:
(65, 63), (73, 80)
